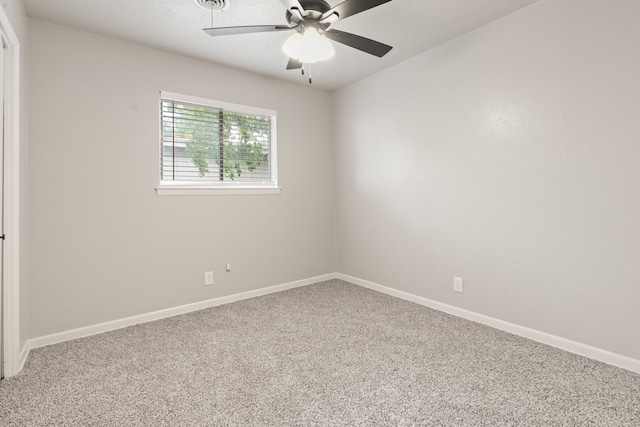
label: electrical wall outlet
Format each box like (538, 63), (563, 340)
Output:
(204, 271), (214, 286)
(453, 276), (463, 293)
(225, 262), (231, 272)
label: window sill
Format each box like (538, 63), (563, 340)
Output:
(155, 186), (281, 196)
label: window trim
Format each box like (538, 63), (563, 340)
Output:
(155, 187), (281, 196)
(156, 91), (280, 196)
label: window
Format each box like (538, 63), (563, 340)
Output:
(157, 91), (279, 195)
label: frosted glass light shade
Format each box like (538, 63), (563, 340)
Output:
(282, 28), (335, 64)
(302, 27), (322, 54)
(299, 51), (318, 64)
(317, 35), (335, 61)
(282, 32), (303, 59)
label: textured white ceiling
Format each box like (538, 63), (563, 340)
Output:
(23, 0), (540, 91)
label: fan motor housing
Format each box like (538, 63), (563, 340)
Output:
(286, 0), (332, 28)
(299, 0), (332, 14)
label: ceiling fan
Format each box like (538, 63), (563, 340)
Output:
(203, 0), (394, 80)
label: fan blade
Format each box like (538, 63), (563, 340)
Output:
(286, 58), (303, 70)
(204, 25), (293, 37)
(324, 29), (392, 57)
(321, 0), (392, 22)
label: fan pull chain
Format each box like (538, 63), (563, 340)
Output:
(299, 64), (313, 84)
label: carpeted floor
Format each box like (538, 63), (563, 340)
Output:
(1, 279), (639, 426)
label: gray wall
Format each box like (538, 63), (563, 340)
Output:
(333, 0), (640, 360)
(28, 20), (335, 338)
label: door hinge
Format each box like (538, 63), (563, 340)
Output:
(0, 234), (5, 240)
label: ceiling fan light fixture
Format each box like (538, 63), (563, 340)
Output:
(317, 35), (335, 61)
(299, 50), (319, 64)
(283, 27), (335, 64)
(301, 27), (323, 54)
(282, 32), (303, 59)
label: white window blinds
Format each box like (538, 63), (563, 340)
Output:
(160, 92), (277, 188)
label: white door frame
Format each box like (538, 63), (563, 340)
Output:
(0, 6), (21, 378)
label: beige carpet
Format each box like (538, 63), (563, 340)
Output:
(1, 279), (639, 426)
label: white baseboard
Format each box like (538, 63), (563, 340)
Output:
(338, 273), (640, 374)
(22, 272), (640, 376)
(26, 273), (337, 354)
